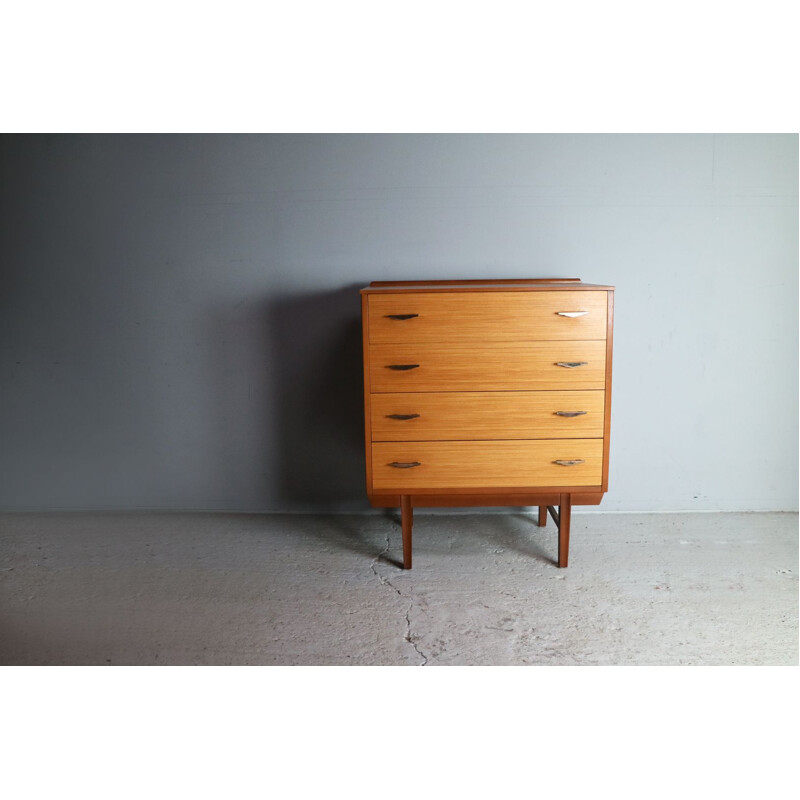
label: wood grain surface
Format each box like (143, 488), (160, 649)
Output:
(372, 439), (603, 489)
(369, 340), (607, 392)
(369, 290), (608, 343)
(370, 390), (605, 440)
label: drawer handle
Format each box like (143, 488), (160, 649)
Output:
(555, 411), (587, 417)
(388, 461), (421, 469)
(387, 413), (420, 420)
(556, 311), (588, 317)
(385, 314), (419, 320)
(555, 361), (588, 368)
(553, 459), (585, 466)
(387, 364), (420, 371)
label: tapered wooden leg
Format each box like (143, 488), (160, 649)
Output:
(558, 493), (571, 568)
(537, 505), (547, 527)
(401, 494), (413, 570)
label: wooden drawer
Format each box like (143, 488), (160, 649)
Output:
(369, 290), (608, 344)
(372, 439), (603, 490)
(371, 390), (605, 441)
(369, 341), (606, 392)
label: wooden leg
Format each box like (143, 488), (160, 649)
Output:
(558, 493), (571, 568)
(537, 505), (547, 527)
(401, 494), (413, 570)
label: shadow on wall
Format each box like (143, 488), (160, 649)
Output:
(267, 284), (367, 510)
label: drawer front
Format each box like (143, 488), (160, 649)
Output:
(369, 341), (606, 392)
(372, 439), (603, 489)
(369, 290), (608, 344)
(371, 390), (605, 441)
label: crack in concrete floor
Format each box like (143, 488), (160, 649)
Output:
(370, 531), (428, 665)
(404, 604), (428, 666)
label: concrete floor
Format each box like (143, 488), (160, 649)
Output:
(0, 511), (796, 665)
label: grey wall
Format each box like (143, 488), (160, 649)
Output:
(1, 134), (797, 512)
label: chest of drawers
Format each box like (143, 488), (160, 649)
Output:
(361, 278), (614, 569)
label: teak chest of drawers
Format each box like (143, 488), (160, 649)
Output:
(361, 278), (614, 569)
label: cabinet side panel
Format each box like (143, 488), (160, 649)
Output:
(602, 290), (614, 492)
(362, 293), (373, 494)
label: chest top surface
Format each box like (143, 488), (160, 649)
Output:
(361, 278), (615, 294)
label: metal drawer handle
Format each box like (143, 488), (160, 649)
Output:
(387, 413), (420, 420)
(556, 311), (588, 317)
(388, 461), (421, 469)
(387, 364), (420, 371)
(553, 459), (585, 466)
(385, 314), (419, 320)
(555, 361), (588, 368)
(555, 411), (587, 417)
